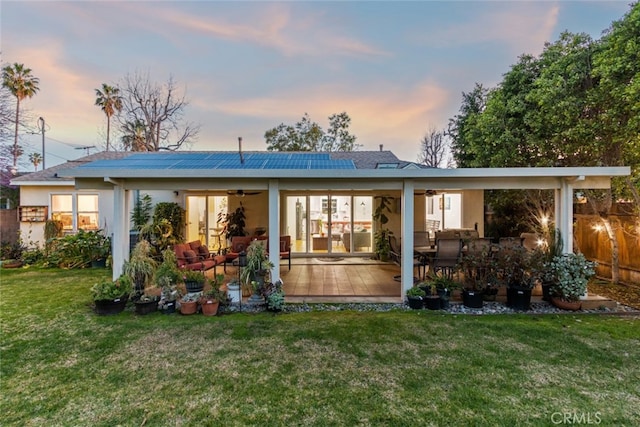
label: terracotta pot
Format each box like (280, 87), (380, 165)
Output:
(180, 300), (198, 315)
(200, 299), (219, 316)
(551, 297), (582, 311)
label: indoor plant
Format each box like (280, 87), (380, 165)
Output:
(91, 274), (132, 315)
(218, 202), (247, 242)
(372, 195), (393, 261)
(548, 252), (596, 310)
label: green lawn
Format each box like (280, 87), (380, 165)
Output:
(1, 268), (639, 426)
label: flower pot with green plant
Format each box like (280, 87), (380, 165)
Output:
(200, 274), (226, 316)
(240, 240), (272, 297)
(155, 249), (182, 313)
(92, 274), (133, 315)
(179, 293), (200, 315)
(547, 252), (596, 310)
(183, 269), (206, 293)
(494, 244), (535, 310)
(125, 240), (157, 297)
(261, 278), (286, 312)
(406, 286), (426, 309)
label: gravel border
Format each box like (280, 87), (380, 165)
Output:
(221, 300), (640, 315)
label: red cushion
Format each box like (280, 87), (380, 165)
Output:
(183, 250), (198, 263)
(197, 245), (210, 258)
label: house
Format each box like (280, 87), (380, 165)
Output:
(12, 150), (630, 298)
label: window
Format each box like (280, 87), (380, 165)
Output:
(51, 193), (99, 231)
(52, 194), (73, 230)
(77, 195), (99, 230)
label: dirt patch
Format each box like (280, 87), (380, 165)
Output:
(589, 279), (640, 309)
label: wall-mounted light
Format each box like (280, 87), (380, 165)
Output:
(593, 224), (604, 232)
(174, 191), (179, 197)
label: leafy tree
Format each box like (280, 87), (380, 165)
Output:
(94, 83), (123, 151)
(447, 3), (640, 283)
(118, 71), (200, 151)
(1, 63), (39, 168)
(447, 83), (488, 167)
(265, 112), (358, 151)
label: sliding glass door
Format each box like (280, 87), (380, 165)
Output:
(284, 194), (373, 255)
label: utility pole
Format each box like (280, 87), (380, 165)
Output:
(38, 117), (45, 169)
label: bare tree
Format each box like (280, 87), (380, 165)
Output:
(118, 71), (199, 151)
(417, 127), (451, 168)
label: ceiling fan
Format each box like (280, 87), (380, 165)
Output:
(227, 189), (261, 197)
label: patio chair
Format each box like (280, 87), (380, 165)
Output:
(430, 238), (463, 279)
(389, 235), (427, 280)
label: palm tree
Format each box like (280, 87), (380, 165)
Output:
(2, 63), (40, 168)
(28, 152), (42, 171)
(95, 83), (123, 151)
(121, 119), (148, 152)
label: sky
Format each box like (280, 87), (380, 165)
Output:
(1, 0), (633, 169)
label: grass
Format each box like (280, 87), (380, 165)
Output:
(1, 267), (639, 426)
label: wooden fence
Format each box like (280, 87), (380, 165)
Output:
(574, 213), (639, 285)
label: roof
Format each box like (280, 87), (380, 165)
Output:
(10, 151), (131, 185)
(71, 150), (411, 171)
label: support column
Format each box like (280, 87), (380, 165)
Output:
(559, 180), (574, 254)
(268, 179), (280, 282)
(401, 180), (415, 297)
(111, 182), (127, 280)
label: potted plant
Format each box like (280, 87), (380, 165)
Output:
(425, 275), (458, 309)
(496, 245), (533, 311)
(406, 286), (425, 309)
(133, 293), (159, 315)
(91, 274), (132, 315)
(261, 278), (285, 312)
(124, 240), (157, 297)
(179, 293), (200, 315)
(87, 230), (111, 268)
(226, 278), (242, 305)
(424, 284), (441, 310)
(240, 240), (272, 297)
(218, 202), (247, 242)
(200, 274), (225, 316)
(458, 244), (496, 309)
(182, 269), (206, 293)
(531, 228), (564, 301)
(547, 252), (596, 310)
(372, 195), (393, 261)
(155, 249), (182, 314)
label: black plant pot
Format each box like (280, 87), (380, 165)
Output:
(134, 299), (158, 315)
(462, 290), (483, 308)
(94, 295), (128, 315)
(541, 283), (553, 302)
(437, 288), (451, 309)
(424, 295), (441, 310)
(507, 286), (532, 311)
(160, 301), (177, 314)
(91, 258), (107, 268)
(185, 281), (204, 293)
(407, 296), (424, 309)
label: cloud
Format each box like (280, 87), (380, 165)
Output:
(417, 3), (559, 56)
(141, 2), (390, 58)
(5, 40), (107, 145)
